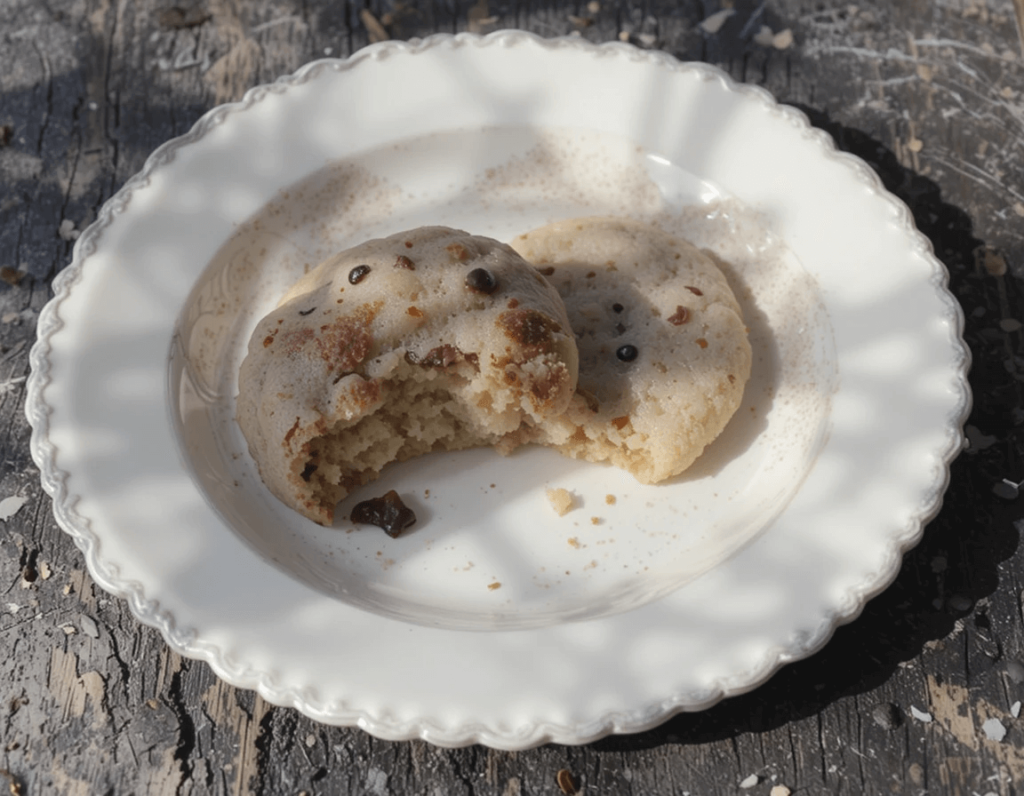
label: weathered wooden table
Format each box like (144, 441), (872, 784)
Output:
(2, 0), (1024, 793)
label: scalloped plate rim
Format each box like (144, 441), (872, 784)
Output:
(25, 30), (971, 749)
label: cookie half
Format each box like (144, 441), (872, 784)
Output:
(237, 226), (579, 525)
(510, 216), (751, 483)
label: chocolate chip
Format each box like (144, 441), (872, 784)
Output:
(351, 490), (417, 537)
(686, 286), (703, 296)
(612, 303), (624, 313)
(537, 266), (556, 276)
(394, 255), (415, 270)
(298, 307), (317, 316)
(300, 462), (318, 481)
(616, 344), (638, 362)
(614, 322), (626, 335)
(465, 267), (498, 294)
(348, 264), (371, 284)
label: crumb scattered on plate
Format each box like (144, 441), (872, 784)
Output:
(605, 494), (616, 505)
(546, 487), (574, 516)
(487, 581), (501, 591)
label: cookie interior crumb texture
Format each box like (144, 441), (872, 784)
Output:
(237, 227), (579, 525)
(546, 487), (575, 516)
(512, 216), (752, 483)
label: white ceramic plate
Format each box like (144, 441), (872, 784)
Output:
(27, 32), (970, 749)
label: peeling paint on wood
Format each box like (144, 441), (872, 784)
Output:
(47, 647), (108, 725)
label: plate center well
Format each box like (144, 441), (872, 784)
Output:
(170, 126), (835, 631)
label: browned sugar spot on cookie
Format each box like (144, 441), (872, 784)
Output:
(686, 285), (703, 296)
(728, 374), (736, 383)
(284, 417), (301, 445)
(696, 338), (709, 349)
(282, 327), (315, 355)
(447, 243), (469, 261)
(585, 271), (596, 279)
(347, 377), (381, 408)
(404, 240), (414, 248)
(348, 264), (371, 284)
(528, 366), (569, 406)
(394, 255), (415, 270)
(570, 426), (589, 443)
(667, 306), (690, 326)
(497, 309), (561, 356)
(611, 415), (630, 430)
(315, 303), (380, 371)
(507, 298), (520, 309)
(411, 345), (479, 370)
(537, 266), (556, 276)
(263, 334), (275, 348)
(407, 306), (423, 318)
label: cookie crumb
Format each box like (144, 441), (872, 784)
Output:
(546, 488), (574, 516)
(568, 537), (580, 549)
(487, 581), (501, 591)
(605, 494), (616, 505)
(590, 516), (600, 525)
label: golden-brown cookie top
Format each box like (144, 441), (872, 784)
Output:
(237, 226), (579, 524)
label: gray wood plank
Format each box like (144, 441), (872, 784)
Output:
(2, 0), (1023, 793)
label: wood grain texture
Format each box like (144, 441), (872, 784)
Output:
(2, 0), (1023, 793)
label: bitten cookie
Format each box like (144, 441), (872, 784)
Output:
(237, 226), (579, 525)
(510, 216), (751, 483)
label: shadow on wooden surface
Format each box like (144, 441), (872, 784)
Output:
(592, 110), (1024, 751)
